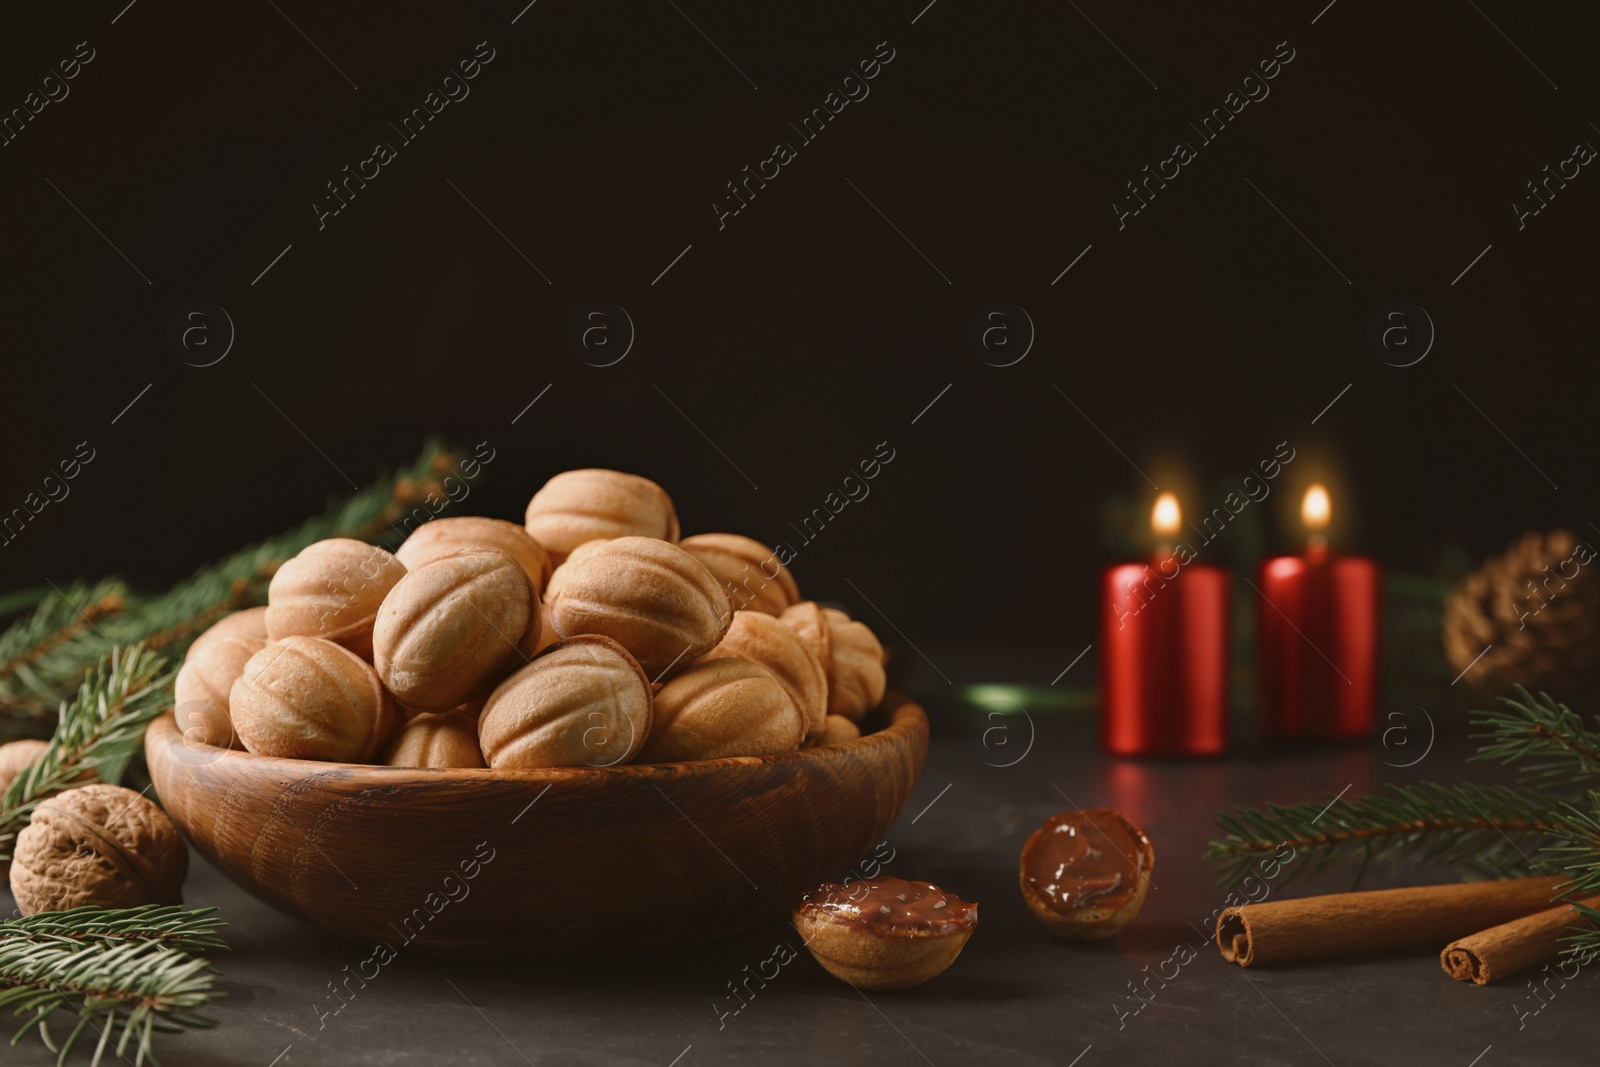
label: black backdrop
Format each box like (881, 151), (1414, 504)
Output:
(2, 1), (1595, 649)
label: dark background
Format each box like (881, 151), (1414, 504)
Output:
(2, 0), (1595, 649)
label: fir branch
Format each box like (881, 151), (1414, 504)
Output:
(0, 580), (129, 725)
(0, 439), (460, 722)
(1543, 791), (1600, 903)
(1211, 680), (1600, 928)
(0, 908), (227, 959)
(1471, 686), (1600, 784)
(1208, 781), (1570, 888)
(0, 937), (218, 1067)
(1533, 793), (1600, 960)
(0, 587), (52, 622)
(0, 644), (174, 863)
(1562, 902), (1600, 963)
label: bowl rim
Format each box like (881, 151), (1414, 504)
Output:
(149, 692), (927, 784)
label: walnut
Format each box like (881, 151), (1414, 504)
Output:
(396, 516), (552, 594)
(0, 741), (93, 805)
(9, 783), (187, 915)
(373, 547), (535, 712)
(679, 533), (799, 616)
(266, 538), (407, 658)
(231, 636), (397, 761)
(524, 469), (679, 564)
(548, 537), (731, 676)
(699, 611), (827, 742)
(637, 658), (803, 762)
(0, 739), (48, 794)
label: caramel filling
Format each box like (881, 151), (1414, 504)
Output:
(1023, 808), (1149, 914)
(799, 876), (977, 936)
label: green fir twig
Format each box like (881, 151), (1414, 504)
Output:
(1470, 686), (1600, 784)
(1542, 793), (1600, 960)
(0, 908), (228, 959)
(0, 581), (129, 734)
(1561, 901), (1600, 963)
(0, 937), (218, 1067)
(0, 587), (56, 623)
(1209, 781), (1570, 888)
(1544, 791), (1600, 904)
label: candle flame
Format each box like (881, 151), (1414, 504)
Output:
(1302, 484), (1331, 532)
(1151, 493), (1181, 538)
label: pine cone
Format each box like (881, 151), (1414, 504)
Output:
(1443, 529), (1600, 699)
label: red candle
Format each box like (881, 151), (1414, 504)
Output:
(1256, 485), (1380, 739)
(1100, 493), (1230, 756)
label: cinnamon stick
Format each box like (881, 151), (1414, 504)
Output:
(1440, 896), (1600, 985)
(1216, 877), (1555, 967)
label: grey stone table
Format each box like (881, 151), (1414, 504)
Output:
(10, 647), (1588, 1066)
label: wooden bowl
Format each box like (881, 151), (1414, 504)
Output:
(146, 694), (928, 958)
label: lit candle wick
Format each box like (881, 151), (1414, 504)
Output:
(1302, 484), (1330, 563)
(1151, 492), (1181, 560)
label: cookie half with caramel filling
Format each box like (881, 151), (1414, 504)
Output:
(1019, 808), (1153, 939)
(794, 875), (977, 990)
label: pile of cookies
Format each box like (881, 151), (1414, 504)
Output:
(174, 469), (889, 770)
